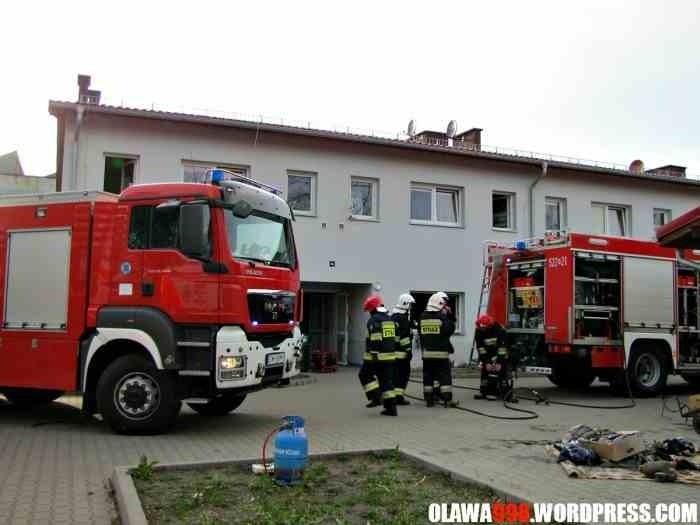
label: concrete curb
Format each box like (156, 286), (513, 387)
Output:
(110, 466), (148, 525)
(111, 448), (533, 524)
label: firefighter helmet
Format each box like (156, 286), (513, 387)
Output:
(394, 293), (415, 312)
(426, 292), (448, 311)
(363, 294), (383, 312)
(476, 313), (494, 328)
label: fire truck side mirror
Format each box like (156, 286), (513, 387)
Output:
(179, 203), (211, 258)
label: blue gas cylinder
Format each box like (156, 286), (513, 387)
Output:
(273, 415), (308, 485)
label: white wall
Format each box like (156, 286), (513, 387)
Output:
(60, 112), (700, 364)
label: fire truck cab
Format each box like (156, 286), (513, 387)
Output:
(482, 230), (700, 396)
(0, 170), (304, 433)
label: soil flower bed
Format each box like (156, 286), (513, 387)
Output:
(132, 450), (511, 524)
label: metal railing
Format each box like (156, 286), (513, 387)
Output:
(97, 97), (697, 179)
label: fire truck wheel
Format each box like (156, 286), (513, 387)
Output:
(187, 394), (247, 416)
(96, 354), (181, 435)
(1, 388), (64, 407)
(628, 348), (668, 397)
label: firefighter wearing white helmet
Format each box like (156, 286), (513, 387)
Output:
(391, 293), (415, 405)
(419, 292), (459, 407)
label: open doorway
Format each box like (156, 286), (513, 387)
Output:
(300, 289), (351, 365)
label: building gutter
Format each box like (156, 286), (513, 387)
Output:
(529, 161), (548, 237)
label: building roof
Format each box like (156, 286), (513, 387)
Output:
(656, 206), (700, 248)
(0, 151), (24, 177)
(48, 100), (700, 188)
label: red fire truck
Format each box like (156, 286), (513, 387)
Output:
(479, 230), (700, 396)
(0, 170), (303, 433)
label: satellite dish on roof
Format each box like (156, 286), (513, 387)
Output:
(629, 159), (645, 174)
(407, 119), (416, 138)
(446, 120), (458, 138)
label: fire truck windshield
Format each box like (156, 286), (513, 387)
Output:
(224, 209), (296, 268)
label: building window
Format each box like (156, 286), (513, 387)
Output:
(104, 155), (137, 194)
(350, 177), (378, 219)
(287, 171), (316, 215)
(410, 184), (462, 226)
(545, 197), (567, 231)
(592, 203), (630, 236)
(182, 161), (249, 183)
(492, 192), (515, 230)
(410, 291), (464, 334)
(653, 208), (671, 227)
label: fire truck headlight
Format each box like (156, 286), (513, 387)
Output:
(219, 356), (246, 380)
(220, 356), (245, 369)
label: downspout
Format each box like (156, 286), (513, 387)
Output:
(529, 161), (548, 238)
(72, 105), (86, 191)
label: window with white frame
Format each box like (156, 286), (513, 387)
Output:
(182, 161), (250, 183)
(592, 203), (630, 236)
(653, 208), (671, 227)
(545, 197), (567, 231)
(103, 155), (137, 194)
(410, 291), (464, 333)
(410, 184), (462, 226)
(350, 177), (378, 219)
(287, 170), (317, 215)
(492, 191), (516, 230)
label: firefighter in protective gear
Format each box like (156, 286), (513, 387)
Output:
(419, 292), (458, 407)
(473, 313), (515, 401)
(358, 294), (399, 416)
(391, 293), (415, 406)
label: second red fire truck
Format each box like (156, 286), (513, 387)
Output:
(0, 170), (303, 434)
(480, 230), (700, 396)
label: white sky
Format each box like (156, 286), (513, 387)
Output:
(2, 1), (700, 177)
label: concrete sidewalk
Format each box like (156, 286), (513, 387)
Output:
(0, 368), (698, 524)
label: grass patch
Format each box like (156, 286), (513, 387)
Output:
(133, 451), (510, 524)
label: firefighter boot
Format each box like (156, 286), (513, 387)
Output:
(425, 392), (435, 407)
(381, 398), (398, 416)
(395, 395), (410, 406)
(365, 391), (381, 408)
(442, 393), (460, 408)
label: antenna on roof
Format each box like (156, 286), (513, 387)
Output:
(407, 119), (416, 138)
(446, 120), (457, 147)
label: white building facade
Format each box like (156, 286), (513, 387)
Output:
(49, 99), (700, 366)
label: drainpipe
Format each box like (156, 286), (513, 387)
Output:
(72, 105), (86, 191)
(529, 161), (548, 238)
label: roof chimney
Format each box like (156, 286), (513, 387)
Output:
(77, 74), (101, 105)
(454, 128), (482, 151)
(645, 164), (686, 178)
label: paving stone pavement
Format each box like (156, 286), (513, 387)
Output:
(1, 368), (698, 524)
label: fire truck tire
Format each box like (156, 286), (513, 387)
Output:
(187, 394), (247, 416)
(1, 388), (64, 407)
(628, 348), (668, 397)
(96, 354), (181, 435)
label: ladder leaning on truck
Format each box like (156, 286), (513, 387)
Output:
(477, 230), (700, 397)
(0, 170), (304, 434)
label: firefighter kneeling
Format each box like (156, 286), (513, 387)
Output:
(358, 294), (399, 416)
(420, 292), (459, 408)
(473, 314), (517, 402)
